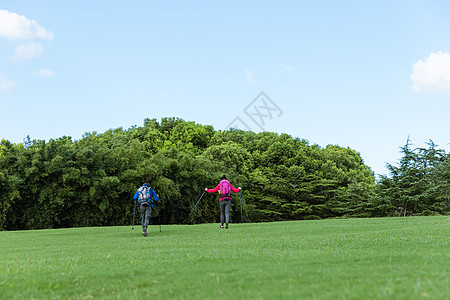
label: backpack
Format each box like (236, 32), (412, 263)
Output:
(138, 185), (151, 207)
(219, 179), (231, 199)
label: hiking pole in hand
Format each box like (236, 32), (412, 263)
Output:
(157, 194), (161, 232)
(132, 200), (137, 230)
(189, 191), (206, 218)
(239, 188), (243, 223)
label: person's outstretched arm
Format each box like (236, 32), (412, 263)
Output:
(151, 188), (159, 202)
(230, 184), (241, 193)
(206, 184), (220, 193)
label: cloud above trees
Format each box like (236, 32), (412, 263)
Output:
(0, 77), (15, 93)
(411, 51), (450, 94)
(0, 9), (54, 92)
(0, 9), (53, 40)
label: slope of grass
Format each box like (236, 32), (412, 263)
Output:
(1, 216), (448, 299)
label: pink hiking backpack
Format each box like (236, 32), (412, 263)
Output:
(219, 179), (231, 200)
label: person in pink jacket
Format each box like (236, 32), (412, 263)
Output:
(205, 175), (241, 229)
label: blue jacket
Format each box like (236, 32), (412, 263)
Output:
(134, 183), (159, 208)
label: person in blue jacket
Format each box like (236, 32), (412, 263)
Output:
(134, 181), (159, 237)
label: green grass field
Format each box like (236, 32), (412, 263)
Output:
(1, 216), (448, 299)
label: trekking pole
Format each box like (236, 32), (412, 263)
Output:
(159, 211), (162, 232)
(239, 189), (243, 223)
(155, 191), (161, 232)
(132, 200), (137, 230)
(188, 191), (206, 218)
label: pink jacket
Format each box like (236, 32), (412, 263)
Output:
(206, 179), (241, 201)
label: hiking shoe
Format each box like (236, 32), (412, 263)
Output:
(225, 223), (229, 229)
(220, 225), (224, 229)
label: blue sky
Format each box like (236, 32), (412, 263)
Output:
(1, 0), (450, 176)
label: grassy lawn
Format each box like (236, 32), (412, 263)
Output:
(1, 216), (448, 299)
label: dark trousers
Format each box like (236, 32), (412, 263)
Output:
(140, 205), (152, 230)
(220, 200), (231, 225)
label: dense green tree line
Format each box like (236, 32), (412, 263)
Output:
(0, 118), (448, 230)
(374, 139), (449, 217)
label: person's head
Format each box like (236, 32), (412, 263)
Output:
(143, 180), (150, 187)
(221, 175), (227, 180)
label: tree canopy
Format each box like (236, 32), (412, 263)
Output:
(0, 118), (447, 230)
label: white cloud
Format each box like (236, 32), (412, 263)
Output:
(0, 77), (15, 93)
(279, 64), (295, 73)
(36, 68), (55, 77)
(0, 9), (53, 40)
(11, 42), (43, 60)
(410, 51), (450, 93)
(244, 69), (255, 82)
